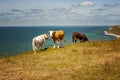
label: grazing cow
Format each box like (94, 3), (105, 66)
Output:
(32, 33), (49, 54)
(72, 32), (88, 44)
(48, 30), (65, 48)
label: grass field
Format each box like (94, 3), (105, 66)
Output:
(0, 39), (120, 80)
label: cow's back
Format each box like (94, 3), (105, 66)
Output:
(32, 35), (45, 47)
(80, 34), (88, 41)
(53, 30), (65, 40)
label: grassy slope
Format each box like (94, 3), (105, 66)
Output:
(0, 40), (120, 80)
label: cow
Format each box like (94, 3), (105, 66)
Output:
(72, 32), (88, 44)
(32, 33), (49, 54)
(48, 30), (65, 48)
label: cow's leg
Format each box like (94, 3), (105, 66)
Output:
(72, 38), (75, 44)
(57, 41), (60, 48)
(53, 44), (56, 48)
(40, 41), (45, 50)
(60, 40), (63, 48)
(42, 42), (47, 50)
(75, 39), (77, 43)
(57, 40), (61, 48)
(41, 44), (45, 50)
(33, 46), (37, 54)
(81, 39), (84, 42)
(72, 37), (77, 44)
(60, 40), (62, 47)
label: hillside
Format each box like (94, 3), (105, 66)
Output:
(0, 40), (120, 80)
(107, 25), (120, 35)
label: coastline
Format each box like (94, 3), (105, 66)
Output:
(104, 31), (120, 38)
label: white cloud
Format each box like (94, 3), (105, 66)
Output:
(80, 1), (95, 7)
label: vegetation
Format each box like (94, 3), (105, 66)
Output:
(0, 39), (120, 80)
(107, 25), (120, 35)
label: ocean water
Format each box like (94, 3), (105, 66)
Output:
(0, 26), (116, 56)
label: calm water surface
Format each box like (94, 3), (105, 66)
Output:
(0, 26), (116, 56)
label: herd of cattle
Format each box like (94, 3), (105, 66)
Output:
(32, 30), (89, 54)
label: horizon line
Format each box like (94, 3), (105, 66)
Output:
(0, 25), (117, 27)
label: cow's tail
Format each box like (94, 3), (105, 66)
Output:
(32, 38), (37, 54)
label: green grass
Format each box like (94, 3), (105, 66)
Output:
(0, 39), (120, 80)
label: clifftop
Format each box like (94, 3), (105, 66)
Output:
(107, 25), (120, 35)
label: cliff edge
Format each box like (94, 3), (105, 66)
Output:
(104, 25), (120, 38)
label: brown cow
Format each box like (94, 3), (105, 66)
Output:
(72, 32), (88, 44)
(48, 30), (65, 48)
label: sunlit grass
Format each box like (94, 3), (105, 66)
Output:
(0, 39), (120, 80)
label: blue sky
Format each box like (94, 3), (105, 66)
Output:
(0, 0), (120, 26)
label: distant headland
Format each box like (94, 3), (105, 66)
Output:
(104, 25), (120, 38)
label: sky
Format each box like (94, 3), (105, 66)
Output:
(0, 0), (120, 26)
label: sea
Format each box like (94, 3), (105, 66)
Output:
(0, 26), (116, 56)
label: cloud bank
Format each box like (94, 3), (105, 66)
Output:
(0, 0), (120, 26)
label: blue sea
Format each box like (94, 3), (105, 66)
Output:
(0, 26), (116, 56)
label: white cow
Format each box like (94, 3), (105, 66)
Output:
(32, 33), (49, 54)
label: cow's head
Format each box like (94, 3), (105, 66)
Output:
(48, 31), (54, 38)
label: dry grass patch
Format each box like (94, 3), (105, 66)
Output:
(0, 40), (120, 80)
